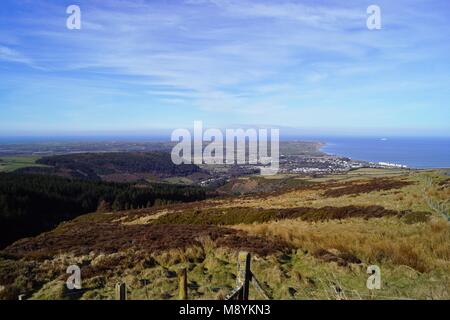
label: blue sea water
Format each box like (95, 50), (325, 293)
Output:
(318, 137), (450, 169)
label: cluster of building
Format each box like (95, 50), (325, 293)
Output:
(197, 155), (409, 186)
(377, 162), (408, 168)
(279, 155), (408, 174)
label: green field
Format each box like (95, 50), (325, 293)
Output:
(0, 156), (48, 173)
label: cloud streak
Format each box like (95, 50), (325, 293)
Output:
(0, 46), (33, 65)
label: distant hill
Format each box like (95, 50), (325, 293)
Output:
(18, 152), (202, 181)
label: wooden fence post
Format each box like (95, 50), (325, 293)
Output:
(178, 268), (188, 300)
(226, 251), (271, 300)
(237, 252), (251, 300)
(115, 282), (126, 300)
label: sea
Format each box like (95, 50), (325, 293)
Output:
(316, 136), (450, 169)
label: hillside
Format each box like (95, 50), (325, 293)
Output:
(32, 152), (202, 181)
(0, 168), (448, 300)
(0, 173), (208, 249)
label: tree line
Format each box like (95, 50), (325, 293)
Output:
(0, 173), (207, 248)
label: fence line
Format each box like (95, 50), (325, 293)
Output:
(105, 251), (271, 301)
(18, 250), (430, 301)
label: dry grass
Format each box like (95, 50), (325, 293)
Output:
(120, 210), (171, 225)
(213, 172), (434, 214)
(234, 217), (450, 273)
(322, 178), (413, 197)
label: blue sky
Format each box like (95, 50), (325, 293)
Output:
(0, 0), (449, 136)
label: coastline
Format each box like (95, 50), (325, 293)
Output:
(317, 137), (450, 169)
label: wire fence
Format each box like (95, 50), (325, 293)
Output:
(17, 250), (446, 301)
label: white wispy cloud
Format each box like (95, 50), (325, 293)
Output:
(0, 46), (33, 65)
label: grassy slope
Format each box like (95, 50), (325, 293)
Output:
(0, 168), (449, 300)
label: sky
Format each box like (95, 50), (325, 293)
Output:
(0, 0), (449, 137)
